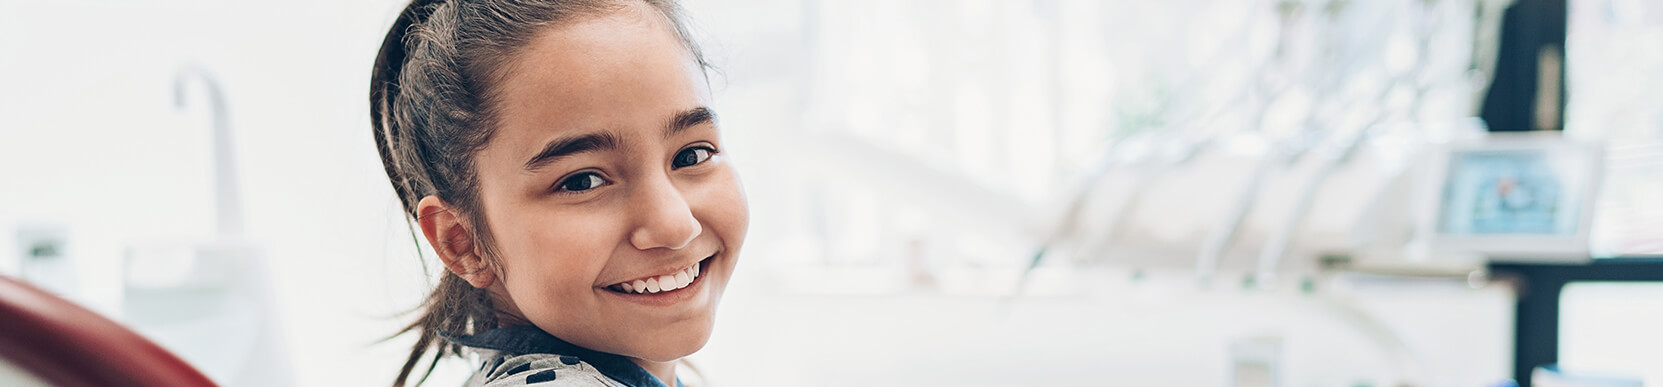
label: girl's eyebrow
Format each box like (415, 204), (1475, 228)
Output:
(523, 131), (621, 172)
(665, 107), (716, 139)
(522, 107), (715, 172)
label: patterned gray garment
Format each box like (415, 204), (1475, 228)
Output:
(446, 326), (681, 387)
(465, 350), (623, 387)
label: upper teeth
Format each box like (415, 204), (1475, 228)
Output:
(614, 261), (700, 294)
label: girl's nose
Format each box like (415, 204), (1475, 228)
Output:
(628, 176), (701, 251)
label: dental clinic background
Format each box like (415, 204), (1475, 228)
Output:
(3, 0), (1663, 386)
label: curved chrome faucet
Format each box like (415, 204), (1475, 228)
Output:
(174, 67), (244, 238)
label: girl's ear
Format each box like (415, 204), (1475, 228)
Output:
(416, 196), (497, 289)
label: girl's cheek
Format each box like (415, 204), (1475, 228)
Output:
(730, 165), (750, 221)
(509, 210), (614, 281)
(714, 167), (751, 245)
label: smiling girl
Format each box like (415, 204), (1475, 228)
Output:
(369, 1), (745, 386)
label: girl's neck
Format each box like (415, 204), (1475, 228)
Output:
(630, 358), (677, 387)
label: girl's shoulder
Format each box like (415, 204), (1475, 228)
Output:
(468, 352), (625, 387)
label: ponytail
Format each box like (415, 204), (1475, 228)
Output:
(372, 1), (500, 386)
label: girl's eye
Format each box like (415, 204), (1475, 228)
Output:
(672, 146), (715, 169)
(556, 172), (607, 193)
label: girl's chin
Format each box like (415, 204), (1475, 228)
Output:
(617, 327), (714, 362)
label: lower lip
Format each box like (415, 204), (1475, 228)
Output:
(601, 256), (714, 307)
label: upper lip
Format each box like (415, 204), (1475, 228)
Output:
(601, 252), (714, 288)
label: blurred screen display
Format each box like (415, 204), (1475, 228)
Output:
(1438, 150), (1574, 236)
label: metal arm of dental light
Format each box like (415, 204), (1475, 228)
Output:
(1009, 0), (1280, 293)
(174, 67), (244, 239)
(1250, 122), (1374, 288)
(1250, 0), (1451, 287)
(1069, 135), (1213, 263)
(1193, 0), (1446, 287)
(1249, 2), (1482, 384)
(1025, 56), (1297, 291)
(1193, 0), (1319, 288)
(1192, 138), (1305, 287)
(1248, 0), (1395, 287)
(1004, 91), (1261, 302)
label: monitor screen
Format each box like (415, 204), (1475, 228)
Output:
(1437, 149), (1578, 236)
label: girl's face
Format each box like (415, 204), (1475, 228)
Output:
(469, 5), (746, 363)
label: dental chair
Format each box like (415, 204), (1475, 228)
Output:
(0, 275), (216, 387)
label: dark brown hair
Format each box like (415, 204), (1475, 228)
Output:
(369, 0), (710, 385)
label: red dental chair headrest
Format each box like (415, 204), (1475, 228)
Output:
(0, 275), (217, 387)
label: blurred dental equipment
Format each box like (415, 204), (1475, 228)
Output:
(12, 225), (76, 300)
(1412, 134), (1604, 263)
(1017, 0), (1510, 291)
(742, 0), (1645, 386)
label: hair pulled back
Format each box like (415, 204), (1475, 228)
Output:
(369, 1), (709, 385)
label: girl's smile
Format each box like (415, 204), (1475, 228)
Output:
(599, 254), (716, 307)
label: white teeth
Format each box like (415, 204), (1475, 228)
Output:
(674, 271), (691, 289)
(613, 260), (706, 294)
